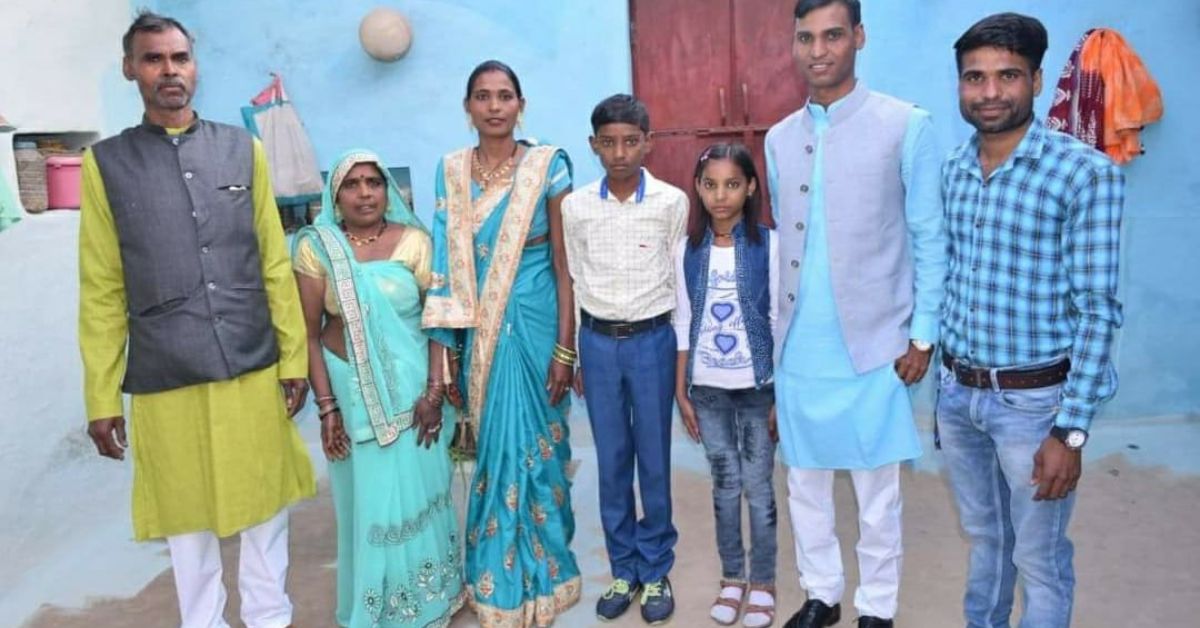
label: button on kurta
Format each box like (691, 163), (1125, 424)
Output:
(791, 260), (800, 268)
(201, 246), (210, 254)
(171, 137), (180, 146)
(207, 281), (216, 290)
(787, 293), (796, 302)
(800, 184), (809, 193)
(184, 172), (194, 180)
(805, 145), (814, 154)
(795, 222), (805, 231)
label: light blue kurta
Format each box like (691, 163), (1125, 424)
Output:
(769, 97), (942, 470)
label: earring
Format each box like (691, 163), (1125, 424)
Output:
(517, 112), (525, 131)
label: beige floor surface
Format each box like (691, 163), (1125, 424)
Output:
(26, 451), (1200, 628)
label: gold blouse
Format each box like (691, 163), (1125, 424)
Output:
(292, 226), (433, 317)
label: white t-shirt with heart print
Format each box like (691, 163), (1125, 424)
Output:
(672, 232), (778, 390)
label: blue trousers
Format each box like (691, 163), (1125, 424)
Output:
(579, 323), (679, 584)
(937, 363), (1076, 628)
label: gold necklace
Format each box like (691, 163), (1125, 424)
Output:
(472, 143), (519, 190)
(343, 220), (387, 247)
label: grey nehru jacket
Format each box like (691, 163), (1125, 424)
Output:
(89, 119), (278, 394)
(767, 82), (916, 374)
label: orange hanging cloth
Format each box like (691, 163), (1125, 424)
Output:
(1079, 29), (1164, 164)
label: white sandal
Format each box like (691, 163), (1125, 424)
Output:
(742, 584), (776, 628)
(710, 579), (746, 626)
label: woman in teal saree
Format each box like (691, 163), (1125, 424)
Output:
(419, 61), (581, 627)
(294, 149), (465, 627)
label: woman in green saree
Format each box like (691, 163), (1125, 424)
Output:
(294, 149), (465, 627)
(419, 61), (581, 627)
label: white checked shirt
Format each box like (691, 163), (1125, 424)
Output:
(562, 168), (689, 322)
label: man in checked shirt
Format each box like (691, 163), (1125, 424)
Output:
(938, 13), (1124, 628)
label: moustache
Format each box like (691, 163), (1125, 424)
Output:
(156, 79), (187, 92)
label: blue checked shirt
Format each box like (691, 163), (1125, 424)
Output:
(942, 120), (1124, 431)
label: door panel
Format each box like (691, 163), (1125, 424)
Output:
(630, 0), (733, 132)
(631, 0), (806, 225)
(733, 0), (807, 125)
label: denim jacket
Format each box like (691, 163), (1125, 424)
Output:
(682, 221), (774, 388)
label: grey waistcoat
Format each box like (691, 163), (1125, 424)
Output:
(766, 82), (915, 374)
(90, 119), (278, 393)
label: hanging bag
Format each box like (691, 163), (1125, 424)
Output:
(241, 74), (323, 204)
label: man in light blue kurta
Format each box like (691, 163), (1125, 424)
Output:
(764, 2), (945, 627)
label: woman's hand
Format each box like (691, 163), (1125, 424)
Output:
(320, 411), (351, 461)
(546, 360), (573, 406)
(676, 392), (701, 443)
(414, 396), (444, 449)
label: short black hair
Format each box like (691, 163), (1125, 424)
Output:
(953, 12), (1048, 72)
(794, 0), (861, 26)
(465, 60), (523, 101)
(590, 94), (650, 134)
(122, 10), (193, 56)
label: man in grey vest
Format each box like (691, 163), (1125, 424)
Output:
(79, 12), (315, 628)
(765, 2), (946, 627)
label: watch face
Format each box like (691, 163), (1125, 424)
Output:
(1066, 430), (1087, 448)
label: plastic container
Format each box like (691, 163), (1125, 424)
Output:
(45, 155), (83, 210)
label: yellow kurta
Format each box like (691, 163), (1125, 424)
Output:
(79, 133), (316, 541)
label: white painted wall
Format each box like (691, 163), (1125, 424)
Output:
(0, 0), (160, 621)
(0, 0), (143, 213)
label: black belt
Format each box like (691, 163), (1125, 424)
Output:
(942, 353), (1070, 390)
(581, 310), (671, 339)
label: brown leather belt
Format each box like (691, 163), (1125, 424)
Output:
(942, 354), (1070, 390)
(581, 310), (671, 339)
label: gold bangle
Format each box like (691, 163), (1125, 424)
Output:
(551, 354), (576, 367)
(553, 343), (577, 358)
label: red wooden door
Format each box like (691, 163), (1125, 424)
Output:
(631, 0), (807, 225)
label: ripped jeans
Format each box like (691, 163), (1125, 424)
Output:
(690, 384), (777, 584)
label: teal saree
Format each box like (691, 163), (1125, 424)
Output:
(294, 149), (464, 627)
(423, 143), (581, 627)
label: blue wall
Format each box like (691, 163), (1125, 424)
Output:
(852, 0), (1200, 420)
(156, 0), (631, 218)
(154, 0), (1199, 420)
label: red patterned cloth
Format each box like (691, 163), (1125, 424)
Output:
(1047, 30), (1105, 151)
(1047, 28), (1163, 164)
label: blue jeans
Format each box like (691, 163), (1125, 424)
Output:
(690, 384), (778, 585)
(937, 364), (1076, 628)
(580, 324), (679, 584)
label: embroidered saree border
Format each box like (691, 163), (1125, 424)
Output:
(313, 226), (410, 445)
(467, 575), (582, 628)
(463, 146), (557, 427)
(422, 149), (481, 329)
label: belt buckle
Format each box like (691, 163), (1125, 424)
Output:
(612, 323), (633, 339)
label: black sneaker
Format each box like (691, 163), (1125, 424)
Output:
(596, 578), (640, 621)
(640, 576), (675, 625)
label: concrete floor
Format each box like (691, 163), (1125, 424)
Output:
(23, 417), (1200, 628)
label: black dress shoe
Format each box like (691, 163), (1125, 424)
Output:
(857, 616), (893, 628)
(783, 599), (841, 628)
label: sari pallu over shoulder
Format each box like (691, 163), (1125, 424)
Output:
(293, 147), (430, 446)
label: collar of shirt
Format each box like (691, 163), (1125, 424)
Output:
(950, 117), (1050, 179)
(139, 112), (201, 136)
(600, 167), (647, 203)
(801, 79), (867, 131)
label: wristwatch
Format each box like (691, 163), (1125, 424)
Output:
(1050, 426), (1088, 450)
(911, 339), (933, 352)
